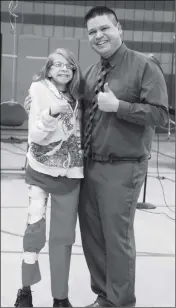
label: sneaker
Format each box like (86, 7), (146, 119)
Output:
(14, 289), (33, 307)
(53, 298), (72, 307)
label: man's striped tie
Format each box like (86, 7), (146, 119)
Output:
(84, 61), (111, 158)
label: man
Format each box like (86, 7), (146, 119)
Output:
(24, 6), (168, 307)
(78, 6), (168, 308)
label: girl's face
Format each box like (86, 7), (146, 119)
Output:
(48, 54), (74, 87)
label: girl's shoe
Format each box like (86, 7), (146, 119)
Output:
(14, 289), (33, 307)
(53, 298), (72, 307)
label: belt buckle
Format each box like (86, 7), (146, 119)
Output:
(109, 156), (114, 164)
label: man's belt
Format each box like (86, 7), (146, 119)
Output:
(90, 153), (149, 163)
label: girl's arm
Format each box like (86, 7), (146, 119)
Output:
(28, 83), (60, 144)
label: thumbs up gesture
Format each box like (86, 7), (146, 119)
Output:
(97, 83), (119, 112)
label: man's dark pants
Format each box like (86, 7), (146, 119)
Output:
(78, 159), (148, 307)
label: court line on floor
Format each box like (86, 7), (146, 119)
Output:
(1, 250), (175, 257)
(1, 229), (82, 247)
(1, 231), (175, 257)
(1, 205), (175, 209)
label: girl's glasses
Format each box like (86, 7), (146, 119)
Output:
(52, 61), (76, 71)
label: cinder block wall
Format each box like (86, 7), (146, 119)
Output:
(1, 0), (175, 129)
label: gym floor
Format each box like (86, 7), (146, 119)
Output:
(1, 131), (175, 307)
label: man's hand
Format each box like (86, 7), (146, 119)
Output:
(97, 83), (119, 112)
(24, 91), (32, 114)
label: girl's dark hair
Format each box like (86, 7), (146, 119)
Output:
(33, 48), (83, 100)
(84, 6), (119, 26)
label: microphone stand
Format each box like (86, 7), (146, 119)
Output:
(137, 41), (175, 210)
(137, 172), (156, 210)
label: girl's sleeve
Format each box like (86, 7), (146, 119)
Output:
(28, 83), (59, 144)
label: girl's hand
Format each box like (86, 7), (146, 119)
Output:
(50, 98), (69, 116)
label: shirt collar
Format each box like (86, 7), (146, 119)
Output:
(101, 42), (128, 68)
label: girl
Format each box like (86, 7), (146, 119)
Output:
(14, 48), (84, 307)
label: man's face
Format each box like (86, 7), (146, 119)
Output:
(87, 14), (122, 58)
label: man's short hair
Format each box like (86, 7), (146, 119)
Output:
(84, 6), (119, 26)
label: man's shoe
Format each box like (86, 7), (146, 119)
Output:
(86, 300), (101, 307)
(122, 300), (136, 307)
(86, 299), (113, 307)
(87, 297), (136, 307)
(14, 289), (33, 307)
(53, 298), (72, 307)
